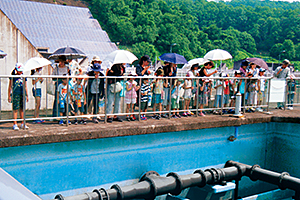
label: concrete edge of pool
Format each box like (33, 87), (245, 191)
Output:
(0, 109), (299, 148)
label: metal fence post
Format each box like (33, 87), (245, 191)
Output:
(267, 78), (271, 113)
(22, 76), (26, 129)
(104, 77), (108, 123)
(66, 76), (69, 127)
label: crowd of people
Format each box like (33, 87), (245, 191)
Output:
(7, 55), (297, 130)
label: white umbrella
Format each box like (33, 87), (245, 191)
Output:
(24, 57), (51, 71)
(103, 50), (138, 65)
(204, 49), (232, 61)
(183, 58), (209, 69)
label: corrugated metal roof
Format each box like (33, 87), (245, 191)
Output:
(0, 0), (118, 60)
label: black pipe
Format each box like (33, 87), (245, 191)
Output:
(53, 161), (300, 200)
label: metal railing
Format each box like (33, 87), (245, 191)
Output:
(0, 74), (299, 127)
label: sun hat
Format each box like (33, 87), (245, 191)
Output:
(15, 63), (24, 72)
(282, 59), (290, 65)
(92, 56), (102, 63)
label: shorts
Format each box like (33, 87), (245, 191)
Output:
(73, 102), (85, 113)
(12, 94), (24, 110)
(154, 94), (163, 104)
(32, 88), (42, 98)
(258, 91), (264, 102)
(223, 94), (230, 105)
(59, 103), (72, 114)
(141, 102), (148, 111)
(199, 93), (207, 105)
(171, 98), (179, 109)
(163, 88), (170, 106)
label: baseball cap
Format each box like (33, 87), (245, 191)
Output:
(259, 68), (266, 72)
(15, 63), (24, 72)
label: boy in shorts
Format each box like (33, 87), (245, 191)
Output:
(72, 77), (86, 125)
(140, 78), (152, 120)
(58, 77), (72, 125)
(171, 79), (182, 118)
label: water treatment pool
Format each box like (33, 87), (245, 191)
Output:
(0, 122), (299, 199)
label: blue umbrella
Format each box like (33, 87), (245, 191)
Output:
(0, 50), (7, 59)
(159, 53), (188, 64)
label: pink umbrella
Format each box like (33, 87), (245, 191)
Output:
(247, 58), (269, 71)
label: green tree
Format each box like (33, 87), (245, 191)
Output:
(283, 39), (295, 60)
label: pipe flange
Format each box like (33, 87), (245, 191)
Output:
(54, 194), (64, 200)
(218, 168), (226, 183)
(100, 188), (110, 200)
(111, 184), (124, 200)
(139, 171), (160, 182)
(194, 169), (207, 187)
(93, 188), (109, 200)
(249, 164), (261, 181)
(278, 172), (290, 190)
(167, 172), (183, 195)
(142, 176), (158, 200)
(204, 168), (219, 184)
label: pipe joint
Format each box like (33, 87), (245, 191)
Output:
(205, 168), (221, 184)
(278, 172), (290, 190)
(249, 164), (261, 181)
(167, 172), (183, 195)
(54, 194), (64, 200)
(194, 169), (207, 187)
(140, 176), (158, 200)
(93, 188), (110, 200)
(111, 184), (123, 200)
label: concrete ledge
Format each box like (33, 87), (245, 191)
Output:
(0, 109), (299, 148)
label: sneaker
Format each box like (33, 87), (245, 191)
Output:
(20, 124), (29, 129)
(130, 116), (135, 121)
(65, 120), (72, 125)
(79, 119), (85, 125)
(13, 124), (19, 131)
(141, 116), (147, 120)
(182, 113), (188, 117)
(113, 117), (123, 122)
(152, 115), (157, 119)
(74, 120), (78, 125)
(187, 112), (192, 116)
(59, 119), (64, 125)
(93, 118), (99, 123)
(176, 114), (181, 118)
(161, 114), (168, 118)
(199, 112), (205, 116)
(155, 115), (161, 120)
(171, 114), (178, 119)
(126, 116), (131, 121)
(107, 118), (113, 123)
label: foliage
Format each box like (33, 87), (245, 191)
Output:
(84, 0), (300, 67)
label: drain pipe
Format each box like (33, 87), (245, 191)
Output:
(232, 92), (244, 118)
(53, 161), (300, 200)
(228, 126), (239, 142)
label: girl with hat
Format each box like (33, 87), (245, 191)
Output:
(8, 63), (29, 130)
(85, 60), (104, 123)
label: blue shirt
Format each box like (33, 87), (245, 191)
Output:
(10, 77), (27, 95)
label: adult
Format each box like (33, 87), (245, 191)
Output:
(8, 63), (29, 130)
(51, 55), (71, 118)
(106, 63), (124, 123)
(85, 62), (104, 123)
(257, 68), (266, 111)
(188, 64), (199, 110)
(31, 67), (45, 123)
(135, 55), (151, 107)
(239, 61), (249, 77)
(274, 59), (291, 79)
(274, 59), (291, 109)
(161, 61), (173, 118)
(199, 61), (217, 78)
(136, 55), (151, 76)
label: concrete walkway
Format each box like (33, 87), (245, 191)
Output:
(0, 108), (299, 148)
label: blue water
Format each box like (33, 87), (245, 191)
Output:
(0, 122), (299, 199)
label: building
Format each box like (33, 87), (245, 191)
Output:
(0, 0), (118, 110)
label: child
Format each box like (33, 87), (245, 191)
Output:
(171, 79), (182, 118)
(213, 74), (224, 110)
(248, 79), (258, 108)
(125, 73), (140, 121)
(140, 78), (151, 120)
(58, 77), (72, 125)
(198, 79), (209, 116)
(287, 74), (296, 110)
(72, 77), (86, 125)
(8, 63), (29, 130)
(182, 72), (193, 117)
(257, 68), (266, 111)
(152, 69), (164, 120)
(223, 75), (230, 108)
(31, 67), (45, 124)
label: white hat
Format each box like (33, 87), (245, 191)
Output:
(15, 63), (24, 72)
(92, 56), (102, 63)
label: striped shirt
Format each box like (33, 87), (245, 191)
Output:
(141, 83), (151, 102)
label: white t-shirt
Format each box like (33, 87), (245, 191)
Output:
(33, 71), (43, 89)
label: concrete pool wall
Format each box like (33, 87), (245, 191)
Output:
(0, 122), (299, 199)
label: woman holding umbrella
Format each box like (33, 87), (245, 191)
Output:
(51, 55), (71, 118)
(106, 63), (124, 123)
